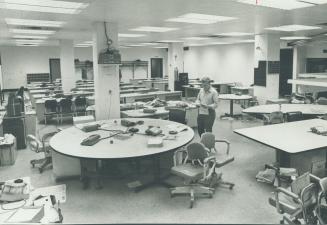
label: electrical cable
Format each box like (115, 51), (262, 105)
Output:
(103, 22), (112, 49)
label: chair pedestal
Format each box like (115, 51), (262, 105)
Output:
(170, 184), (214, 208)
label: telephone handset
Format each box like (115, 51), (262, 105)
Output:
(81, 134), (101, 146)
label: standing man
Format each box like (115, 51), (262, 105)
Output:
(195, 77), (219, 137)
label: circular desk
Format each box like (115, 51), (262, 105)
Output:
(50, 118), (194, 190)
(243, 103), (327, 115)
(218, 94), (253, 118)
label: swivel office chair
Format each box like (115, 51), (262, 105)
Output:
(316, 177), (327, 224)
(44, 99), (58, 125)
(263, 111), (284, 125)
(74, 96), (87, 116)
(58, 98), (73, 124)
(200, 132), (235, 190)
(170, 142), (217, 208)
(269, 172), (319, 225)
(168, 108), (186, 124)
(27, 131), (59, 173)
(285, 111), (303, 122)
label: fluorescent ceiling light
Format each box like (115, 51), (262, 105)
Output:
(166, 13), (236, 24)
(0, 0), (89, 14)
(75, 45), (91, 48)
(140, 43), (158, 46)
(118, 33), (146, 38)
(5, 18), (65, 27)
(207, 42), (229, 45)
(15, 39), (44, 43)
(218, 32), (253, 36)
(183, 37), (210, 40)
(16, 43), (39, 46)
(12, 35), (48, 39)
(280, 36), (311, 40)
(265, 24), (321, 31)
(153, 46), (168, 48)
(237, 0), (315, 10)
(158, 40), (183, 43)
(10, 28), (56, 35)
(236, 39), (255, 43)
(130, 26), (179, 32)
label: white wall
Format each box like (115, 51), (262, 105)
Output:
(119, 47), (168, 83)
(184, 43), (254, 86)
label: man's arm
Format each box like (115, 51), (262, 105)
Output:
(208, 90), (219, 109)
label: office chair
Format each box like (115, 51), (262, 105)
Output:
(316, 97), (327, 105)
(27, 131), (59, 173)
(74, 96), (87, 116)
(269, 172), (319, 225)
(44, 99), (58, 125)
(316, 177), (327, 224)
(263, 111), (284, 125)
(264, 164), (298, 187)
(58, 98), (73, 124)
(168, 108), (186, 124)
(285, 111), (303, 122)
(200, 132), (235, 190)
(170, 142), (217, 208)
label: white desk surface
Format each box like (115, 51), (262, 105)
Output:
(50, 118), (194, 159)
(219, 94), (253, 100)
(243, 103), (327, 115)
(234, 119), (327, 153)
(120, 91), (182, 99)
(121, 107), (169, 118)
(288, 78), (327, 87)
(231, 86), (253, 90)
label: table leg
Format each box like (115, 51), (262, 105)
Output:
(230, 100), (234, 117)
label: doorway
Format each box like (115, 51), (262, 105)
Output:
(279, 49), (293, 97)
(151, 58), (163, 78)
(49, 58), (61, 82)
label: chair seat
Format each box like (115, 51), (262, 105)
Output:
(210, 152), (234, 167)
(269, 192), (300, 215)
(171, 163), (203, 180)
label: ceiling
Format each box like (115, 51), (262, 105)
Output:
(0, 0), (327, 47)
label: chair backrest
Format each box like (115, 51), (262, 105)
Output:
(320, 177), (327, 195)
(267, 111), (284, 125)
(74, 96), (87, 107)
(26, 135), (42, 153)
(285, 111), (303, 122)
(59, 98), (72, 113)
(169, 108), (186, 124)
(200, 132), (215, 150)
(44, 99), (58, 112)
(54, 93), (64, 98)
(186, 142), (209, 162)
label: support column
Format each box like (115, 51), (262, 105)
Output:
(60, 40), (75, 93)
(253, 34), (280, 104)
(92, 22), (120, 120)
(168, 43), (184, 91)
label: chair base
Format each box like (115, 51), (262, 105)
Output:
(200, 172), (235, 190)
(170, 184), (214, 208)
(30, 157), (52, 173)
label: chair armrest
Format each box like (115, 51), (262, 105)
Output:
(202, 156), (217, 181)
(173, 148), (187, 166)
(41, 131), (59, 143)
(309, 173), (320, 183)
(203, 155), (216, 164)
(275, 187), (300, 200)
(215, 139), (230, 154)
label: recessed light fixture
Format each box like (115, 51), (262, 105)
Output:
(12, 35), (48, 39)
(15, 39), (44, 43)
(153, 46), (168, 48)
(5, 18), (65, 27)
(237, 0), (316, 10)
(10, 29), (56, 35)
(0, 0), (89, 14)
(218, 32), (253, 36)
(118, 33), (146, 38)
(130, 26), (179, 32)
(183, 37), (210, 40)
(166, 13), (236, 24)
(265, 24), (321, 32)
(157, 40), (183, 43)
(16, 43), (40, 46)
(140, 43), (158, 46)
(280, 36), (311, 40)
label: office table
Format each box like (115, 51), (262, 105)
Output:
(234, 119), (327, 175)
(230, 86), (253, 95)
(243, 103), (327, 115)
(121, 107), (169, 119)
(120, 88), (158, 94)
(219, 94), (253, 118)
(120, 91), (182, 103)
(50, 118), (194, 190)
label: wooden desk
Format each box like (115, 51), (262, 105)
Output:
(219, 94), (253, 118)
(50, 118), (194, 189)
(234, 119), (327, 175)
(243, 104), (327, 115)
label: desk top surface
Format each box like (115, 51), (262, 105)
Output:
(50, 118), (194, 159)
(121, 107), (169, 118)
(231, 86), (253, 90)
(219, 94), (253, 100)
(234, 119), (327, 153)
(120, 91), (182, 98)
(243, 103), (327, 115)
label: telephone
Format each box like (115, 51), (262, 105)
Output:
(81, 134), (101, 146)
(145, 127), (162, 136)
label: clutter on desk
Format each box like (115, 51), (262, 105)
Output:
(146, 98), (167, 107)
(166, 124), (188, 133)
(143, 108), (157, 113)
(147, 137), (164, 147)
(81, 134), (101, 146)
(121, 119), (136, 127)
(310, 126), (327, 136)
(145, 126), (163, 136)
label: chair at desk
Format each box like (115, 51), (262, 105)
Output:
(74, 96), (87, 116)
(200, 132), (235, 190)
(263, 111), (284, 125)
(44, 99), (58, 125)
(269, 172), (319, 225)
(58, 98), (73, 124)
(285, 111), (303, 122)
(170, 142), (216, 208)
(316, 177), (327, 224)
(168, 108), (186, 124)
(27, 131), (59, 173)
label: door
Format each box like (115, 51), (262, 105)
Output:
(49, 58), (61, 82)
(279, 49), (293, 97)
(151, 58), (163, 78)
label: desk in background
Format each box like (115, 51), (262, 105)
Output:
(219, 94), (253, 118)
(234, 119), (327, 176)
